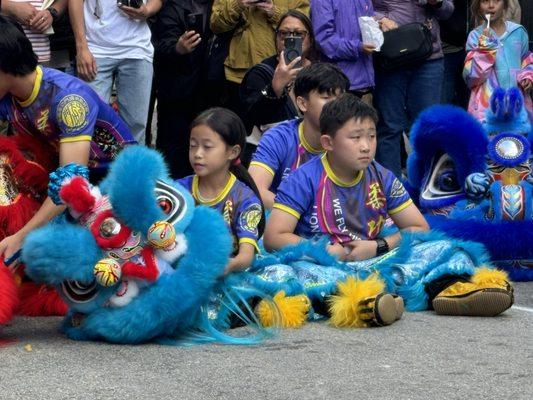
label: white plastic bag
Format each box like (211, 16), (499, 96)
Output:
(358, 16), (384, 52)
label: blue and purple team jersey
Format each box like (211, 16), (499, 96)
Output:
(178, 174), (262, 253)
(0, 66), (135, 170)
(274, 155), (413, 244)
(249, 119), (323, 192)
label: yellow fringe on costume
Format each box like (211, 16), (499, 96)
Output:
(255, 291), (311, 328)
(471, 267), (511, 290)
(328, 274), (384, 328)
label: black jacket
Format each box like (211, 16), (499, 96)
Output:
(240, 55), (299, 132)
(151, 0), (211, 103)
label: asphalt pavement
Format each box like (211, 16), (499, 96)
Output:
(1, 283), (532, 400)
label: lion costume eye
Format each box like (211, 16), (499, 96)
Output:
(100, 217), (122, 238)
(155, 180), (187, 225)
(437, 170), (460, 192)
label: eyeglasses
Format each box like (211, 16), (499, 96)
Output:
(276, 29), (308, 39)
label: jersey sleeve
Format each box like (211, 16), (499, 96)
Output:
(249, 124), (287, 177)
(273, 168), (313, 220)
(53, 89), (98, 143)
(382, 169), (413, 215)
(0, 98), (10, 120)
(233, 190), (263, 253)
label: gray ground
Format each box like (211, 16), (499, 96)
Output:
(1, 283), (532, 400)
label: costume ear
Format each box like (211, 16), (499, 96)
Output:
(489, 87), (506, 120)
(505, 87), (523, 120)
(60, 176), (96, 214)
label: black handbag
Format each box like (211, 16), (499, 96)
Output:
(376, 22), (433, 71)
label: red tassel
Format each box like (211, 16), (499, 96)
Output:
(0, 264), (19, 325)
(60, 176), (95, 214)
(18, 282), (68, 317)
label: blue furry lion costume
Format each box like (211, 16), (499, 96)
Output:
(20, 146), (266, 344)
(407, 87), (533, 281)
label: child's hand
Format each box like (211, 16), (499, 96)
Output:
(326, 243), (347, 260)
(520, 78), (532, 92)
(345, 240), (378, 262)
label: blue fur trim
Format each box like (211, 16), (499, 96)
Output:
(48, 164), (89, 205)
(408, 105), (488, 190)
(100, 146), (167, 234)
(22, 223), (102, 285)
(488, 133), (530, 167)
(427, 215), (533, 261)
(485, 87), (531, 137)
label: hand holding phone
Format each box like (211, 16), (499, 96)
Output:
(284, 36), (303, 69)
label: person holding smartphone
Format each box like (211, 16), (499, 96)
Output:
(210, 0), (310, 115)
(151, 0), (212, 178)
(239, 10), (316, 163)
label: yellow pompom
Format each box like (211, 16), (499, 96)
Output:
(471, 267), (511, 290)
(328, 274), (384, 328)
(147, 221), (176, 249)
(93, 258), (121, 287)
(255, 291), (310, 328)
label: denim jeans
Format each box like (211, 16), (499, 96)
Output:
(88, 58), (153, 145)
(373, 58), (445, 177)
(441, 49), (469, 108)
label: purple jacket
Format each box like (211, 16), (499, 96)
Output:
(373, 0), (454, 60)
(311, 0), (375, 91)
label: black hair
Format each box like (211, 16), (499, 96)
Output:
(319, 93), (379, 137)
(471, 0), (509, 23)
(190, 107), (266, 238)
(275, 10), (318, 61)
(293, 62), (350, 99)
(0, 16), (38, 76)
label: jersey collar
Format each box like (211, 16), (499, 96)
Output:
(321, 154), (363, 187)
(298, 121), (323, 154)
(192, 173), (236, 206)
(18, 66), (43, 108)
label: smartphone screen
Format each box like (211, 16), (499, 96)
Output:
(186, 12), (204, 35)
(284, 36), (303, 68)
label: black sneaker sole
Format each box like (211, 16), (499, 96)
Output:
(432, 288), (514, 317)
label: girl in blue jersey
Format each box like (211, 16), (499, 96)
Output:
(178, 108), (265, 275)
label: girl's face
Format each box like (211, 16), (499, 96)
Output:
(189, 124), (238, 178)
(276, 16), (312, 58)
(479, 0), (506, 24)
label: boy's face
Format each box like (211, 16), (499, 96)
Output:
(480, 0), (505, 23)
(298, 89), (341, 130)
(322, 117), (377, 172)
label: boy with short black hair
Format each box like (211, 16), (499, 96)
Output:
(249, 62), (349, 209)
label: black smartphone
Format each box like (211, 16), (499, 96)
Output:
(117, 0), (143, 8)
(186, 12), (204, 35)
(284, 36), (303, 68)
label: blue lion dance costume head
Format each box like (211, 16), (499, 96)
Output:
(21, 146), (270, 344)
(408, 87), (533, 281)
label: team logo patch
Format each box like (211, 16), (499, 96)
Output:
(390, 178), (407, 198)
(239, 204), (262, 235)
(57, 94), (89, 132)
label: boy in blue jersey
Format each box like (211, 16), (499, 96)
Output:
(264, 93), (514, 317)
(0, 17), (135, 262)
(264, 92), (429, 260)
(249, 63), (349, 209)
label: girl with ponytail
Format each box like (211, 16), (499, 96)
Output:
(178, 108), (265, 275)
